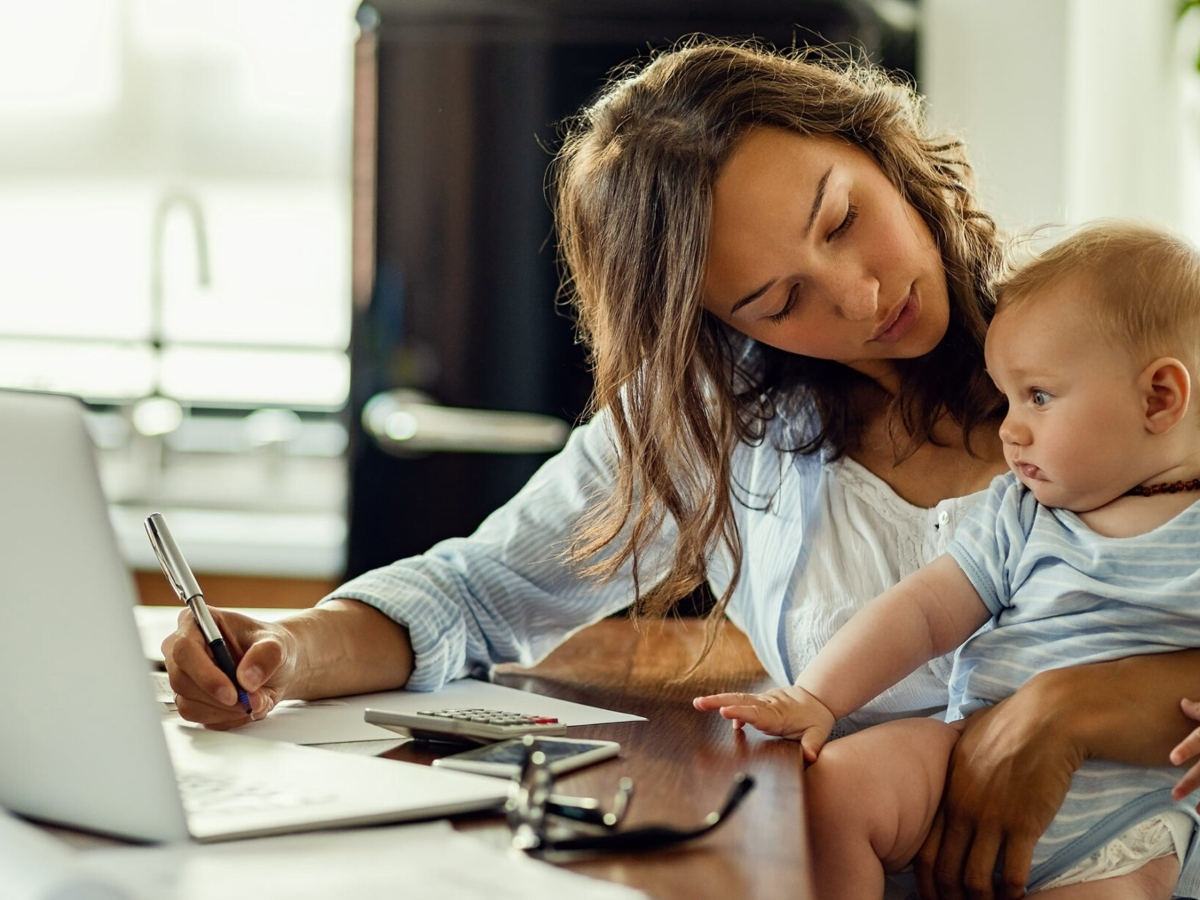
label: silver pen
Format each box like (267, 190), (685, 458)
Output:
(144, 512), (252, 713)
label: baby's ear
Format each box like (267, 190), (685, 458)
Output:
(1142, 357), (1191, 434)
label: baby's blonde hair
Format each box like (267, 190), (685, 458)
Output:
(995, 221), (1200, 370)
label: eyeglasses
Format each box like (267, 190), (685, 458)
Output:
(505, 736), (755, 855)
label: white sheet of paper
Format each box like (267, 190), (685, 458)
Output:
(76, 821), (649, 900)
(165, 678), (644, 745)
(0, 809), (132, 900)
(139, 606), (645, 744)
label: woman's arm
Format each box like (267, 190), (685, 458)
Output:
(167, 411), (653, 727)
(913, 649), (1200, 900)
(327, 411), (650, 693)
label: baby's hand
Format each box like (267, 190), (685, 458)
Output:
(1170, 698), (1200, 806)
(693, 687), (834, 763)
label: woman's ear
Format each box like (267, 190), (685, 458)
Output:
(1141, 357), (1191, 435)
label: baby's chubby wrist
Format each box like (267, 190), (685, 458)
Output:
(789, 680), (838, 721)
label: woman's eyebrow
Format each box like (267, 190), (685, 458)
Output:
(804, 167), (832, 236)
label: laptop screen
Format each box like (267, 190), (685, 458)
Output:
(0, 389), (190, 841)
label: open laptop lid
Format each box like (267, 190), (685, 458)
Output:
(0, 389), (190, 841)
(0, 390), (510, 844)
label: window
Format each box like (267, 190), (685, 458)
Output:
(1180, 5), (1200, 245)
(0, 1), (359, 578)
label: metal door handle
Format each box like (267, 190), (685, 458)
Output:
(362, 390), (570, 454)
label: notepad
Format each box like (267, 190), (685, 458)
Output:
(137, 606), (647, 744)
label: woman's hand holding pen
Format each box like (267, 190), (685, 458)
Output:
(162, 608), (298, 729)
(163, 599), (416, 729)
(914, 653), (1200, 900)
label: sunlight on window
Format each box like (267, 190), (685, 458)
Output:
(0, 0), (357, 409)
(1180, 9), (1200, 245)
(0, 340), (152, 400)
(166, 185), (351, 349)
(161, 346), (350, 409)
(0, 185), (149, 340)
(0, 2), (120, 117)
(130, 0), (354, 118)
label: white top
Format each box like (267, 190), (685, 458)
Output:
(324, 403), (983, 716)
(786, 456), (984, 736)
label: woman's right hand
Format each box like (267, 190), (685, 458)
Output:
(913, 696), (1078, 900)
(163, 599), (416, 729)
(1171, 698), (1200, 805)
(162, 608), (300, 729)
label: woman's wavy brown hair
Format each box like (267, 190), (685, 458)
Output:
(551, 38), (1004, 638)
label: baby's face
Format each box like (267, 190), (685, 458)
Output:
(985, 277), (1147, 511)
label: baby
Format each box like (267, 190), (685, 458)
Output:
(696, 221), (1200, 897)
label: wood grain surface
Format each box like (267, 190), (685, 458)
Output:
(387, 617), (816, 900)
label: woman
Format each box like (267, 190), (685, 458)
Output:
(163, 40), (1200, 898)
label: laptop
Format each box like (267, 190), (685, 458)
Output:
(0, 389), (508, 842)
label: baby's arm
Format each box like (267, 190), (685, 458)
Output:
(694, 555), (989, 760)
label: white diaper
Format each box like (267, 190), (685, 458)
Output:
(1036, 811), (1194, 891)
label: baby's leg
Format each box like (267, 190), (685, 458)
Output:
(1032, 855), (1178, 900)
(804, 717), (959, 900)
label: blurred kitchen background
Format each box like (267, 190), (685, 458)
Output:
(0, 0), (1188, 603)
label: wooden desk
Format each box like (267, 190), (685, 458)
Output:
(133, 571), (334, 609)
(45, 615), (813, 898)
(386, 617), (816, 900)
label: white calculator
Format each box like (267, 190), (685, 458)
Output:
(363, 707), (568, 744)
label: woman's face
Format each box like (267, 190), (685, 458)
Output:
(703, 127), (951, 391)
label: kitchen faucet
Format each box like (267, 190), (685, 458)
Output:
(134, 190), (211, 439)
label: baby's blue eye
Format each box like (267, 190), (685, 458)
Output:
(1031, 390), (1051, 407)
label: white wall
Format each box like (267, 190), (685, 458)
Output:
(920, 0), (1182, 238)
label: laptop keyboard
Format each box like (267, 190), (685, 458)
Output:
(177, 770), (334, 815)
(159, 675), (338, 817)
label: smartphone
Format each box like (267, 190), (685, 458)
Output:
(432, 736), (621, 778)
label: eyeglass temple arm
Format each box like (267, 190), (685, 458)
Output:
(547, 777), (634, 829)
(540, 772), (756, 854)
